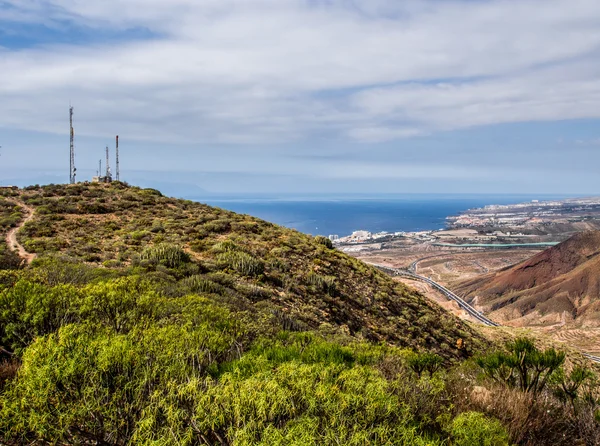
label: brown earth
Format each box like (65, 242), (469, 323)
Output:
(357, 249), (540, 284)
(456, 231), (600, 327)
(394, 276), (482, 324)
(5, 200), (37, 264)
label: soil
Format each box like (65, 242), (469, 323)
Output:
(5, 200), (37, 264)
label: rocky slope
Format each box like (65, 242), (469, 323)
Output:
(456, 231), (600, 326)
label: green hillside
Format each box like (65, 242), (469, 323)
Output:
(0, 182), (598, 445)
(2, 182), (481, 355)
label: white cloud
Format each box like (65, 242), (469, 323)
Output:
(347, 127), (422, 143)
(351, 60), (600, 135)
(0, 0), (599, 144)
(319, 161), (496, 180)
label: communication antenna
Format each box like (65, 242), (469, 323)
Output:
(115, 135), (120, 181)
(105, 146), (111, 180)
(69, 106), (76, 184)
(98, 159), (102, 177)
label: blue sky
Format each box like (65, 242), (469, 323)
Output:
(1, 0), (600, 197)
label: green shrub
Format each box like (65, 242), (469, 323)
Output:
(0, 308), (242, 444)
(0, 248), (23, 271)
(0, 280), (81, 354)
(267, 258), (290, 272)
(551, 365), (595, 411)
(149, 224), (165, 233)
(180, 275), (226, 295)
(476, 337), (565, 395)
(211, 240), (241, 253)
(140, 244), (191, 268)
(130, 230), (150, 242)
(306, 272), (337, 296)
(203, 219), (231, 234)
(449, 412), (509, 446)
(218, 251), (264, 277)
(236, 283), (270, 300)
(407, 352), (443, 377)
(315, 235), (333, 249)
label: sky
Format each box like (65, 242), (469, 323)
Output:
(1, 0), (600, 197)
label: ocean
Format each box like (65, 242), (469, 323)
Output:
(198, 194), (570, 237)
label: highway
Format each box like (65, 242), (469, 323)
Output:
(371, 263), (499, 327)
(369, 262), (600, 363)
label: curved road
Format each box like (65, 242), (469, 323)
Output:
(371, 263), (499, 327)
(5, 200), (37, 264)
(369, 262), (600, 364)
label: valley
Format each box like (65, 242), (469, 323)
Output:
(347, 197), (600, 360)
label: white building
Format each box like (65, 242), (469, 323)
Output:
(351, 230), (371, 240)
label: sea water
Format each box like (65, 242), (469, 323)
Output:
(198, 194), (571, 237)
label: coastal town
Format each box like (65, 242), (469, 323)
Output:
(447, 197), (600, 232)
(331, 196), (600, 253)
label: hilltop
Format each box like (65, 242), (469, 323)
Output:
(456, 231), (600, 326)
(1, 182), (598, 445)
(0, 182), (480, 355)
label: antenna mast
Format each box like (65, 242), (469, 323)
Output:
(115, 135), (120, 181)
(105, 146), (111, 180)
(69, 106), (76, 184)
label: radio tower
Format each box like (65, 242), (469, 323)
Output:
(69, 106), (76, 184)
(105, 146), (112, 181)
(115, 135), (120, 181)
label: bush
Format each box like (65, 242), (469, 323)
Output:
(0, 280), (81, 354)
(211, 240), (241, 254)
(449, 412), (509, 446)
(0, 248), (23, 271)
(315, 235), (334, 249)
(180, 275), (226, 295)
(407, 352), (443, 378)
(306, 272), (337, 296)
(203, 219), (231, 234)
(476, 337), (565, 396)
(218, 251), (264, 277)
(0, 313), (243, 444)
(140, 244), (191, 268)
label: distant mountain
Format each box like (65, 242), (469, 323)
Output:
(456, 231), (600, 326)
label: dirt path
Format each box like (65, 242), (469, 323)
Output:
(5, 200), (37, 265)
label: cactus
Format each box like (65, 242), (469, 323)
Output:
(140, 244), (190, 268)
(306, 272), (337, 296)
(218, 251), (264, 277)
(180, 275), (225, 294)
(211, 240), (241, 254)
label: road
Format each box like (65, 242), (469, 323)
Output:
(408, 255), (439, 273)
(5, 200), (37, 264)
(371, 263), (499, 327)
(369, 262), (600, 364)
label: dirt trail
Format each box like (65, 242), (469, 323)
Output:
(5, 200), (37, 264)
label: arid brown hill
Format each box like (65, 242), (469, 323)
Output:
(456, 231), (600, 326)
